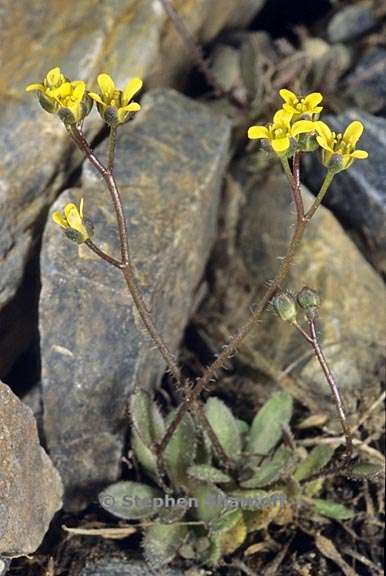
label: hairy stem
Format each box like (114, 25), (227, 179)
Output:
(107, 126), (117, 172)
(70, 125), (184, 389)
(157, 164), (335, 455)
(305, 169), (335, 220)
(308, 318), (353, 463)
(85, 239), (122, 268)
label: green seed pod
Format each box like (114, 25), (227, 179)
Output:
(272, 293), (297, 322)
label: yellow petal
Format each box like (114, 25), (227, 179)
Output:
(343, 121), (364, 146)
(248, 125), (269, 139)
(304, 92), (323, 109)
(316, 135), (334, 153)
(52, 211), (68, 228)
(25, 83), (44, 92)
(279, 89), (297, 104)
(122, 77), (143, 105)
(273, 109), (291, 127)
(72, 82), (86, 101)
(46, 67), (62, 86)
(291, 120), (316, 136)
(282, 103), (296, 115)
(56, 82), (72, 98)
(97, 74), (115, 100)
(88, 92), (104, 105)
(121, 102), (141, 113)
(314, 121), (332, 141)
(271, 136), (290, 153)
(350, 149), (368, 159)
(80, 198), (84, 218)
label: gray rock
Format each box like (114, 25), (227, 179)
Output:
(40, 89), (231, 510)
(80, 557), (183, 576)
(327, 1), (377, 43)
(345, 48), (386, 113)
(0, 381), (63, 557)
(204, 166), (385, 429)
(304, 110), (386, 275)
(0, 0), (262, 377)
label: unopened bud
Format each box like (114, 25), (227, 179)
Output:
(297, 287), (320, 317)
(272, 293), (297, 322)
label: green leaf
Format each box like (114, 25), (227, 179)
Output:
(209, 508), (243, 534)
(164, 411), (196, 486)
(205, 397), (242, 460)
(131, 431), (159, 478)
(157, 503), (187, 524)
(98, 481), (162, 520)
(312, 498), (355, 520)
(248, 392), (293, 456)
(236, 418), (250, 435)
(200, 537), (222, 567)
(192, 484), (227, 523)
(294, 444), (336, 481)
(129, 389), (165, 448)
(241, 448), (293, 488)
(143, 522), (188, 568)
(349, 461), (384, 480)
(187, 464), (232, 484)
(130, 390), (165, 479)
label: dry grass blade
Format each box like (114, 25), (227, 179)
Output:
(314, 533), (358, 576)
(62, 524), (136, 539)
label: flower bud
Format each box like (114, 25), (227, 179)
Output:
(272, 293), (297, 322)
(297, 287), (320, 317)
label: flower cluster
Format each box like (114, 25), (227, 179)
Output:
(248, 89), (368, 172)
(26, 67), (142, 127)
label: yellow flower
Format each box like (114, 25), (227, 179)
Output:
(26, 66), (67, 113)
(52, 199), (91, 243)
(315, 120), (368, 171)
(26, 67), (92, 124)
(279, 89), (323, 118)
(248, 109), (316, 155)
(89, 73), (142, 127)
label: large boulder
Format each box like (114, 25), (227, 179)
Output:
(0, 381), (63, 557)
(40, 89), (231, 510)
(0, 0), (265, 376)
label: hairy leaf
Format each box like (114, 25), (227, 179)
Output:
(205, 397), (242, 460)
(143, 522), (187, 568)
(164, 411), (196, 487)
(248, 392), (293, 455)
(294, 444), (336, 482)
(312, 498), (355, 520)
(188, 464), (232, 484)
(99, 481), (161, 520)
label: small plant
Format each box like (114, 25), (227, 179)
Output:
(25, 66), (382, 569)
(98, 389), (357, 568)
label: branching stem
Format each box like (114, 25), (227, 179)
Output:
(157, 161), (335, 456)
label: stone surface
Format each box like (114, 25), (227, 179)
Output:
(204, 166), (385, 428)
(327, 1), (376, 43)
(40, 89), (231, 510)
(0, 0), (263, 377)
(0, 381), (63, 557)
(80, 557), (183, 576)
(344, 48), (386, 113)
(304, 110), (386, 275)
